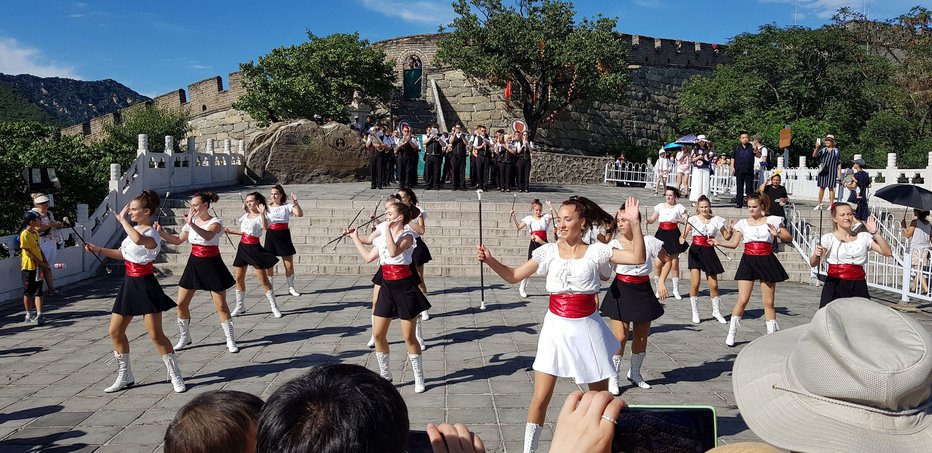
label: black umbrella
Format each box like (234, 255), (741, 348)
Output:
(874, 184), (932, 211)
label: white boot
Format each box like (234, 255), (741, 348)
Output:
(653, 276), (661, 298)
(672, 278), (682, 300)
(415, 318), (426, 350)
(104, 352), (135, 393)
(376, 351), (392, 381)
(287, 275), (300, 296)
(409, 353), (426, 393)
(766, 319), (780, 334)
(609, 354), (622, 396)
(266, 290), (282, 318)
(519, 279), (528, 298)
(221, 319), (239, 353)
(161, 353), (186, 393)
(627, 352), (652, 389)
(421, 309), (430, 321)
(711, 297), (727, 324)
(523, 422), (542, 453)
(726, 315), (741, 347)
(231, 290), (246, 316)
(689, 297), (700, 324)
(367, 314), (376, 348)
(269, 273), (276, 296)
(173, 318), (192, 350)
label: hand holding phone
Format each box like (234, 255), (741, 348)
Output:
(552, 391), (625, 453)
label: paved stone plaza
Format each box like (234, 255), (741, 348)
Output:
(1, 183), (930, 452)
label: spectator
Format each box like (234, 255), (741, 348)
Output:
(30, 193), (62, 294)
(757, 171), (788, 220)
(654, 149), (672, 195)
(846, 159), (870, 222)
(733, 297), (932, 453)
(689, 136), (714, 205)
(902, 209), (932, 295)
(613, 154), (627, 187)
(164, 390), (263, 453)
(812, 135), (841, 210)
(20, 210), (48, 325)
(731, 132), (757, 209)
(752, 135), (769, 187)
(675, 146), (691, 197)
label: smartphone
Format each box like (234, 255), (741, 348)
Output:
(407, 430), (433, 453)
(612, 405), (717, 452)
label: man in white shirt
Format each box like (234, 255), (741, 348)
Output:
(753, 135), (769, 187)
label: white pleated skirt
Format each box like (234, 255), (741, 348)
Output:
(533, 310), (621, 384)
(689, 168), (711, 202)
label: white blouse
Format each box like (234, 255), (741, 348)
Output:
(522, 214), (552, 233)
(688, 215), (726, 238)
(820, 232), (873, 266)
(266, 204), (293, 224)
(374, 222), (417, 265)
(120, 228), (160, 264)
(609, 235), (663, 276)
(733, 216), (783, 243)
(182, 217), (223, 246)
(239, 214), (264, 238)
(532, 242), (613, 294)
(654, 203), (687, 223)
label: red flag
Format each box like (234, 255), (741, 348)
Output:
(504, 81), (512, 110)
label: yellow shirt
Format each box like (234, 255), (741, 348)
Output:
(20, 229), (42, 271)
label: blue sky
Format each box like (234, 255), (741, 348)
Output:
(0, 0), (922, 97)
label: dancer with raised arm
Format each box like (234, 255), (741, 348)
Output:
(681, 195), (732, 324)
(510, 199), (553, 298)
(156, 192), (239, 353)
(84, 190), (185, 393)
(265, 185), (304, 296)
(646, 187), (687, 299)
(478, 196), (646, 453)
(810, 203), (892, 307)
(709, 194), (791, 346)
(225, 192), (281, 318)
(346, 202), (430, 393)
(601, 204), (668, 395)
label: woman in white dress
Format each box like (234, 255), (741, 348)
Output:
(478, 196), (646, 453)
(510, 198), (553, 298)
(646, 188), (688, 299)
(688, 139), (714, 205)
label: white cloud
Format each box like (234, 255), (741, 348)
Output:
(0, 37), (80, 79)
(631, 0), (661, 8)
(760, 0), (917, 21)
(359, 0), (453, 25)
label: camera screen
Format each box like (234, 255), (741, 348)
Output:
(612, 405), (717, 453)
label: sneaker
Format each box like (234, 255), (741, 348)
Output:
(34, 314), (45, 326)
(813, 204), (823, 211)
(24, 313), (34, 323)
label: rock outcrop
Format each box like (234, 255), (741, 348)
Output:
(244, 120), (367, 184)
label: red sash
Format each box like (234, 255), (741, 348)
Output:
(548, 293), (597, 318)
(617, 274), (650, 284)
(827, 264), (866, 281)
(191, 245), (220, 258)
(269, 223), (289, 231)
(531, 230), (548, 242)
(240, 234), (260, 245)
(744, 242), (773, 256)
(382, 264), (413, 281)
(125, 261), (154, 277)
(692, 236), (711, 247)
(659, 222), (678, 231)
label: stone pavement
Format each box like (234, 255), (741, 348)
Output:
(1, 270), (930, 452)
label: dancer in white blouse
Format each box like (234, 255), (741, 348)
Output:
(646, 187), (688, 299)
(265, 185), (304, 297)
(157, 192), (239, 353)
(224, 192), (281, 318)
(84, 190), (185, 393)
(810, 203), (891, 308)
(710, 194), (791, 346)
(478, 195), (646, 453)
(510, 199), (553, 298)
(681, 195), (732, 324)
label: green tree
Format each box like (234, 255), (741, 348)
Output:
(234, 32), (395, 127)
(436, 0), (628, 141)
(100, 105), (190, 157)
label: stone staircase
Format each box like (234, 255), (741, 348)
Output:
(152, 199), (818, 283)
(396, 99), (436, 132)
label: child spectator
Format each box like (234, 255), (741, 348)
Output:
(164, 390), (263, 453)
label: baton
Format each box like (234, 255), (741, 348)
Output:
(63, 216), (111, 274)
(477, 190), (486, 310)
(684, 218), (732, 261)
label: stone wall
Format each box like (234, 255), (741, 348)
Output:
(530, 150), (611, 184)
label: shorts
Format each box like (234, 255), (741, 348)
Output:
(911, 248), (932, 267)
(22, 270), (44, 297)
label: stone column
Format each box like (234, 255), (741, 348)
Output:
(223, 139), (231, 154)
(887, 153), (897, 169)
(137, 134), (148, 157)
(799, 156), (807, 168)
(108, 164), (121, 192)
(164, 135), (174, 155)
(927, 152), (932, 169)
(77, 204), (89, 224)
(187, 137), (196, 153)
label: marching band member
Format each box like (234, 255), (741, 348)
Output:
(646, 187), (687, 299)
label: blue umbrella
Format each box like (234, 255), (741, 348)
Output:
(663, 142), (683, 150)
(675, 135), (699, 145)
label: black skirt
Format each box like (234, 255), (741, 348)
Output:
(687, 244), (725, 275)
(371, 264), (422, 286)
(179, 254), (236, 292)
(734, 254), (789, 283)
(232, 242), (279, 269)
(374, 274), (432, 320)
(819, 277), (870, 308)
(264, 228), (297, 257)
(654, 228), (686, 255)
(600, 278), (664, 322)
(412, 236), (432, 266)
(112, 274), (177, 316)
(528, 239), (545, 259)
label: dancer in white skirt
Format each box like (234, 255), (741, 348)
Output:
(478, 195), (646, 453)
(265, 185), (304, 297)
(156, 192), (239, 353)
(510, 199), (553, 298)
(601, 204), (668, 395)
(225, 192), (282, 318)
(646, 188), (687, 299)
(681, 195), (731, 324)
(346, 202), (430, 393)
(84, 190), (185, 393)
(709, 194), (791, 346)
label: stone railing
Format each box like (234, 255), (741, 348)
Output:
(0, 134), (244, 303)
